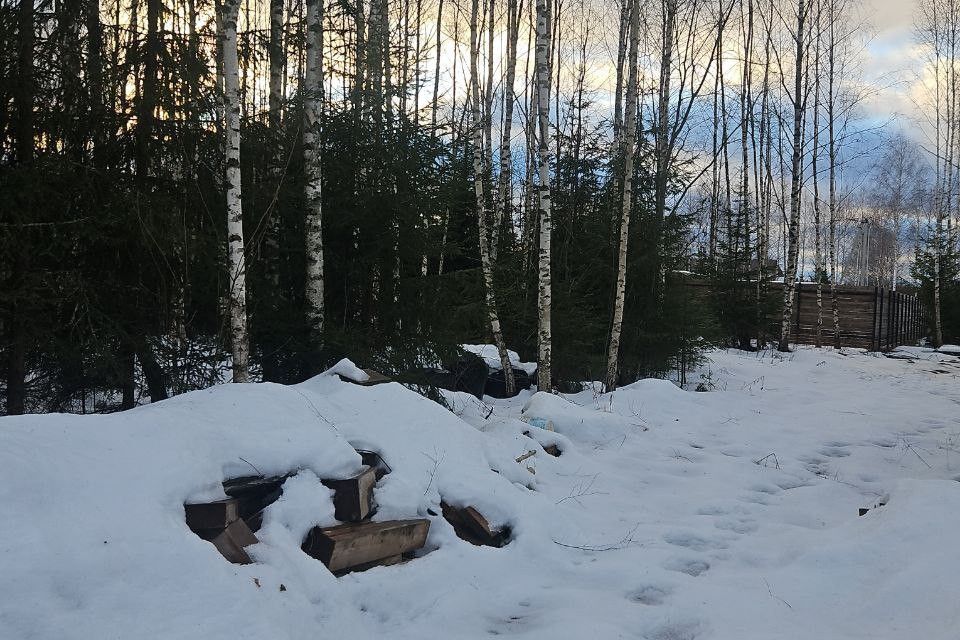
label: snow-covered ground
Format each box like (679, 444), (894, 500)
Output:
(2, 347), (959, 639)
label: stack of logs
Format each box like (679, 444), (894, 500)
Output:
(184, 369), (531, 575)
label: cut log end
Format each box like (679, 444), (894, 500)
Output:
(441, 502), (511, 548)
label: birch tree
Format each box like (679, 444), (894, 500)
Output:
(222, 0), (250, 382)
(605, 0), (639, 391)
(304, 0), (325, 350)
(535, 0), (553, 391)
(778, 0), (808, 352)
(470, 0), (515, 392)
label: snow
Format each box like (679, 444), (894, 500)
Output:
(2, 348), (960, 639)
(461, 343), (538, 375)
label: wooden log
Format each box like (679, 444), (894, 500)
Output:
(185, 498), (240, 531)
(441, 502), (510, 547)
(301, 519), (430, 574)
(207, 519), (259, 565)
(358, 450), (391, 480)
(222, 475), (288, 532)
(522, 431), (561, 457)
(515, 449), (537, 464)
(338, 369), (393, 386)
(321, 466), (378, 522)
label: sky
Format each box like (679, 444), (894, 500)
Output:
(862, 0), (924, 136)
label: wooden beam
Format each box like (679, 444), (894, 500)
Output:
(338, 369), (393, 386)
(301, 519), (430, 574)
(185, 498), (240, 531)
(207, 519), (259, 565)
(441, 502), (510, 547)
(321, 466), (379, 522)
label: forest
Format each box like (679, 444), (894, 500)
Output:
(2, 0), (960, 414)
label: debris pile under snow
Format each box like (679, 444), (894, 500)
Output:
(461, 343), (538, 375)
(3, 348), (960, 639)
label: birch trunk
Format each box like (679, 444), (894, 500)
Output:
(605, 0), (639, 391)
(613, 0), (630, 144)
(812, 22), (823, 348)
(535, 0), (553, 391)
(492, 0), (522, 263)
(222, 0), (250, 382)
(266, 0), (285, 290)
(470, 0), (515, 392)
(654, 0), (677, 221)
(304, 0), (325, 347)
(828, 0), (839, 346)
(778, 0), (806, 352)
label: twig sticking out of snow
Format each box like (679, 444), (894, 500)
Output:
(551, 523), (641, 552)
(556, 474), (607, 506)
(754, 453), (780, 469)
(422, 448), (445, 496)
(238, 457), (264, 477)
(897, 435), (933, 469)
(763, 578), (793, 609)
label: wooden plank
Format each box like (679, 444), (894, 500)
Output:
(301, 519), (430, 574)
(185, 498), (240, 531)
(207, 519), (259, 565)
(441, 502), (510, 547)
(338, 369), (393, 386)
(321, 466), (378, 522)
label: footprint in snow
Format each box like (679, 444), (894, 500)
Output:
(628, 584), (672, 606)
(775, 477), (810, 490)
(738, 493), (772, 506)
(713, 517), (758, 534)
(663, 557), (710, 577)
(818, 447), (851, 458)
(695, 505), (727, 516)
(750, 483), (782, 495)
(486, 613), (533, 635)
(870, 439), (897, 448)
(645, 619), (705, 640)
(663, 532), (727, 551)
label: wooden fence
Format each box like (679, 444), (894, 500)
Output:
(786, 283), (925, 351)
(684, 278), (926, 351)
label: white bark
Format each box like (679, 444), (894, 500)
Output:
(605, 0), (639, 391)
(304, 0), (325, 344)
(827, 0), (840, 347)
(222, 0), (250, 382)
(778, 0), (806, 352)
(470, 0), (515, 393)
(491, 0), (521, 264)
(535, 0), (553, 391)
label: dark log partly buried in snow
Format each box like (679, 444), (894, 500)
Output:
(522, 431), (561, 457)
(421, 354), (490, 399)
(338, 369), (393, 386)
(441, 502), (510, 547)
(301, 519), (430, 574)
(185, 498), (240, 531)
(222, 474), (288, 532)
(199, 519), (259, 565)
(357, 450), (391, 480)
(485, 367), (534, 398)
(321, 466), (378, 522)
